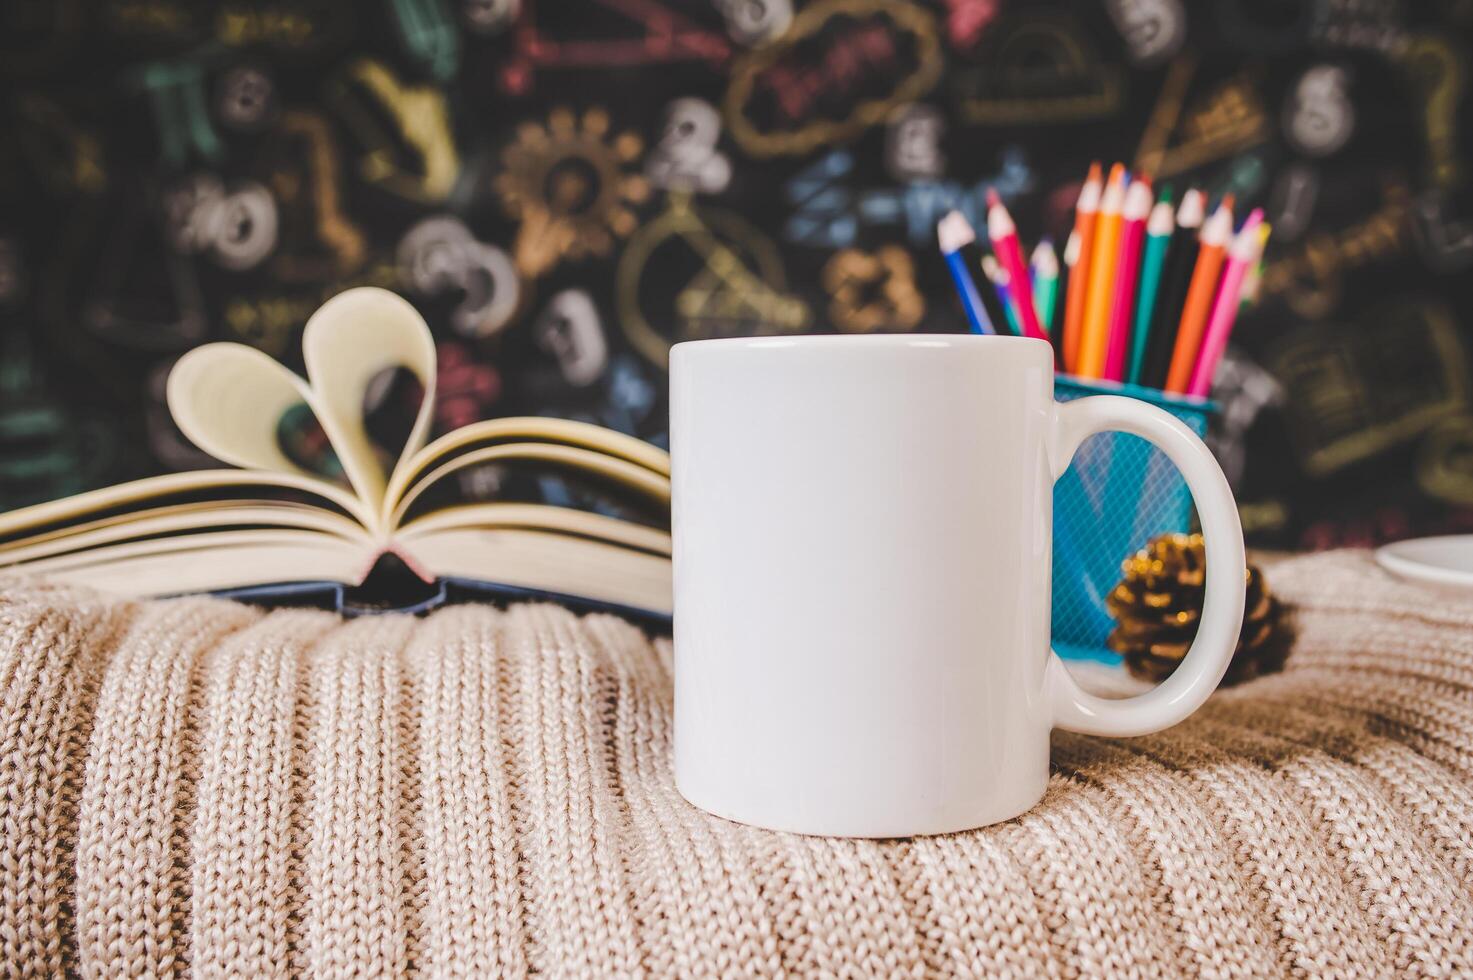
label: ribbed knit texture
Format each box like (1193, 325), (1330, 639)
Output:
(2, 551), (1470, 977)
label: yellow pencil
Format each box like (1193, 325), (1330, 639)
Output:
(1076, 164), (1127, 377)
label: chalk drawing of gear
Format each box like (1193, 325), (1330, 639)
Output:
(617, 191), (809, 368)
(496, 106), (650, 279)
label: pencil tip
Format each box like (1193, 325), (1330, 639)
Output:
(1158, 183), (1174, 203)
(1107, 162), (1126, 184)
(936, 210), (976, 252)
(1087, 161), (1102, 182)
(986, 187), (1001, 208)
(1221, 193), (1236, 211)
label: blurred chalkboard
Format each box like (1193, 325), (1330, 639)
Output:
(1, 0), (1471, 548)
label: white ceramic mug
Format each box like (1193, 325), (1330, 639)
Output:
(670, 335), (1246, 837)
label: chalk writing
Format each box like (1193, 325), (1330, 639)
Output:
(725, 0), (942, 157)
(1268, 300), (1465, 476)
(785, 146), (1033, 248)
(951, 13), (1123, 124)
(501, 0), (729, 95)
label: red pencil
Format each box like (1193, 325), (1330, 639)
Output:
(985, 189), (1048, 342)
(1103, 176), (1153, 381)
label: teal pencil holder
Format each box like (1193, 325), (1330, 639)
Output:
(1051, 376), (1216, 664)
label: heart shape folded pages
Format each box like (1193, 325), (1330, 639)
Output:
(0, 287), (673, 616)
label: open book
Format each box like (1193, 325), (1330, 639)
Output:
(0, 288), (672, 618)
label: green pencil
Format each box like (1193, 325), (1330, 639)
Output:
(1127, 186), (1176, 385)
(1030, 237), (1059, 333)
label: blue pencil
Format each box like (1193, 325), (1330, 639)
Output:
(937, 211), (997, 334)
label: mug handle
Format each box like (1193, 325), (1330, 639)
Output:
(1047, 395), (1246, 737)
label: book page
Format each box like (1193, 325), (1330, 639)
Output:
(301, 287), (437, 522)
(388, 442), (670, 529)
(12, 530), (371, 596)
(0, 502), (369, 566)
(397, 502), (671, 556)
(0, 470), (373, 541)
(383, 415), (671, 525)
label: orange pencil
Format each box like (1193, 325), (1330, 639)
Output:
(1164, 195), (1235, 393)
(1062, 162), (1102, 372)
(1076, 163), (1126, 378)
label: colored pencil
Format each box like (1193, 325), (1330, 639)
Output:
(937, 211), (996, 334)
(1062, 162), (1102, 372)
(1077, 164), (1127, 377)
(1164, 195), (1235, 393)
(985, 189), (1048, 341)
(1031, 237), (1059, 332)
(1127, 186), (1175, 385)
(981, 255), (1021, 334)
(1187, 209), (1266, 397)
(1141, 189), (1205, 388)
(1237, 220), (1272, 310)
(1103, 176), (1153, 382)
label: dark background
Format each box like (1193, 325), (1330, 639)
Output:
(1, 0), (1471, 548)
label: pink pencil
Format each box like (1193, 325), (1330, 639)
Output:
(1186, 209), (1266, 397)
(1103, 177), (1153, 381)
(985, 189), (1048, 341)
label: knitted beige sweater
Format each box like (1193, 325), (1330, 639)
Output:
(2, 551), (1470, 977)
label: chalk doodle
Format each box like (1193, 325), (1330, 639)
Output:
(1105, 0), (1186, 67)
(822, 246), (925, 333)
(725, 0), (942, 157)
(1268, 162), (1321, 243)
(329, 59), (461, 203)
(163, 173), (278, 272)
(496, 106), (649, 279)
(885, 104), (946, 183)
(534, 289), (608, 387)
(500, 0), (730, 95)
(1394, 34), (1465, 188)
(645, 98), (732, 195)
(134, 58), (223, 166)
(939, 0), (1000, 51)
(397, 216), (520, 338)
(1411, 188), (1473, 272)
(1135, 56), (1270, 178)
(715, 0), (792, 46)
(388, 0), (460, 82)
(617, 192), (807, 367)
(1201, 150), (1270, 209)
(435, 341), (502, 431)
(785, 146), (1033, 248)
(462, 0), (517, 34)
(1268, 299), (1465, 477)
(215, 0), (353, 54)
(1204, 348), (1285, 489)
(951, 13), (1123, 124)
(105, 0), (197, 41)
(1262, 181), (1411, 318)
(1417, 414), (1473, 505)
(258, 110), (367, 282)
(1311, 0), (1406, 51)
(1282, 65), (1356, 158)
(215, 65), (275, 133)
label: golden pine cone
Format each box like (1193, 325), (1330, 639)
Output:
(1105, 533), (1290, 686)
